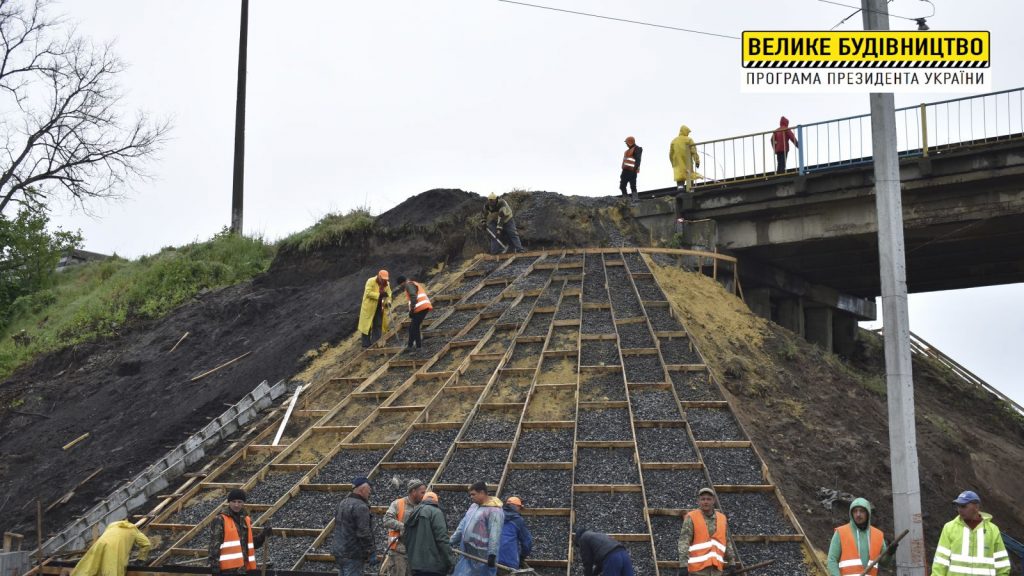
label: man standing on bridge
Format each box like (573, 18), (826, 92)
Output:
(670, 125), (701, 193)
(620, 136), (643, 203)
(771, 116), (799, 173)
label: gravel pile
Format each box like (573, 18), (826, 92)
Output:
(581, 309), (614, 334)
(248, 472), (304, 504)
(660, 338), (702, 365)
(579, 371), (625, 401)
(671, 371), (723, 401)
(467, 283), (507, 304)
(624, 355), (665, 383)
(314, 450), (387, 484)
(617, 323), (655, 349)
(632, 277), (666, 301)
(646, 307), (684, 332)
(606, 274), (643, 319)
(581, 340), (619, 366)
(168, 492), (224, 525)
(686, 409), (745, 441)
(390, 429), (458, 462)
(513, 428), (574, 462)
(718, 492), (794, 535)
(536, 281), (565, 308)
(635, 427), (697, 462)
(463, 410), (520, 441)
(555, 298), (581, 320)
(582, 277), (609, 305)
(735, 541), (814, 576)
(431, 346), (472, 372)
(572, 492), (647, 534)
(575, 448), (639, 484)
(438, 447), (510, 485)
(499, 297), (537, 325)
(267, 535), (315, 570)
(650, 514), (683, 563)
(630, 389), (681, 421)
(511, 269), (552, 291)
(501, 469), (572, 508)
(528, 515), (571, 560)
(510, 342), (544, 368)
(371, 467), (438, 505)
(701, 448), (765, 485)
(524, 312), (554, 336)
(577, 408), (632, 441)
(642, 469), (706, 509)
(622, 253), (650, 273)
(270, 490), (337, 528)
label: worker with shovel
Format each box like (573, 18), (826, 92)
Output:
(827, 497), (894, 576)
(451, 481), (505, 576)
(206, 489), (271, 576)
(403, 491), (454, 576)
(678, 487), (740, 576)
(483, 193), (524, 255)
(381, 479), (428, 576)
(360, 270), (392, 348)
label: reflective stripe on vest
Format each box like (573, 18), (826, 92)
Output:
(412, 282), (432, 314)
(933, 524), (1008, 576)
(622, 147), (637, 171)
(388, 498), (407, 550)
(687, 510), (727, 571)
(218, 514), (257, 571)
(836, 524), (883, 576)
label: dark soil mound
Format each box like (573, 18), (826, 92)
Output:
(375, 188), (478, 229)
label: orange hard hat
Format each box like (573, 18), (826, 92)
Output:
(424, 491), (439, 503)
(506, 496), (524, 507)
(378, 270), (389, 281)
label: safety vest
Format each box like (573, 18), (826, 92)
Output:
(933, 518), (1012, 576)
(836, 523), (883, 576)
(218, 514), (257, 571)
(622, 146), (638, 171)
(411, 282), (433, 314)
(388, 498), (409, 550)
(686, 510), (727, 572)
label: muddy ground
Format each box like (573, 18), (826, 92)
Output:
(0, 189), (643, 541)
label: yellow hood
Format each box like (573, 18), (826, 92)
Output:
(679, 125), (691, 136)
(482, 496), (503, 507)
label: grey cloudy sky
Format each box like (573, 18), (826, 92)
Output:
(47, 0), (1022, 405)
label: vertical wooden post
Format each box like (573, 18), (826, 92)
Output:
(920, 103), (929, 157)
(36, 500), (43, 566)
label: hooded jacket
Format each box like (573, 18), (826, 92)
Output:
(772, 116), (799, 153)
(931, 511), (1010, 576)
(72, 520), (151, 576)
(358, 275), (392, 336)
(403, 501), (454, 574)
(827, 498), (889, 576)
(669, 125), (702, 183)
(497, 504), (533, 568)
(451, 496), (505, 574)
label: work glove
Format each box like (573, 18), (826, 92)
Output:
(887, 540), (900, 555)
(486, 554), (496, 568)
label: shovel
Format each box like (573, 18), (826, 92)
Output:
(730, 559), (776, 574)
(484, 225), (509, 253)
(859, 529), (909, 576)
(453, 549), (536, 575)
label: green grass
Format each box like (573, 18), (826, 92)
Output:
(0, 231), (275, 381)
(278, 209), (375, 253)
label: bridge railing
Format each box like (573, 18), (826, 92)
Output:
(689, 87), (1024, 189)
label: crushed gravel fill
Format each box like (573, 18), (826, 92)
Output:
(572, 492), (647, 534)
(659, 338), (702, 365)
(438, 447), (510, 485)
(718, 492), (795, 535)
(623, 355), (665, 384)
(314, 450), (387, 484)
(671, 370), (723, 401)
(513, 428), (574, 462)
(629, 389), (681, 421)
(581, 339), (619, 366)
(575, 448), (639, 484)
(635, 427), (698, 463)
(702, 447), (766, 486)
(735, 541), (815, 576)
(686, 408), (746, 441)
(577, 408), (633, 441)
(501, 468), (572, 508)
(642, 468), (706, 509)
(389, 429), (458, 462)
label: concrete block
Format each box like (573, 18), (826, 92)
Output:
(0, 551), (31, 576)
(776, 297), (804, 336)
(805, 307), (833, 351)
(833, 312), (858, 358)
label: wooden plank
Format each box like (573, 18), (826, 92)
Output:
(62, 432), (90, 451)
(507, 462), (573, 470)
(190, 351), (251, 382)
(694, 440), (752, 448)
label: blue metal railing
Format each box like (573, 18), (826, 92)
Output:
(686, 87), (1024, 189)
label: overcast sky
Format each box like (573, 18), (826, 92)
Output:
(46, 0), (1022, 405)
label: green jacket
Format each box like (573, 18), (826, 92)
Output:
(931, 512), (1010, 576)
(403, 501), (454, 574)
(827, 497), (890, 576)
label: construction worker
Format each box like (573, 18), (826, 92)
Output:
(931, 490), (1011, 576)
(359, 270), (392, 348)
(678, 487), (739, 576)
(383, 479), (428, 576)
(669, 125), (701, 193)
(483, 193), (524, 255)
(573, 528), (635, 576)
(71, 520), (152, 576)
(770, 116), (799, 173)
(450, 481), (505, 576)
(827, 497), (893, 576)
(394, 276), (433, 351)
(498, 496), (533, 569)
(333, 476), (377, 576)
(620, 136), (643, 202)
(206, 489), (271, 576)
(403, 491), (454, 576)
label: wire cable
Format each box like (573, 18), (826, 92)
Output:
(819, 0), (921, 24)
(496, 0), (739, 40)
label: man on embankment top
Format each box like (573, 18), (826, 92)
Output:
(678, 487), (739, 576)
(931, 490), (1011, 576)
(207, 489), (271, 576)
(827, 497), (893, 576)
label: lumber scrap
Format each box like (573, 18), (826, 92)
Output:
(190, 351), (251, 382)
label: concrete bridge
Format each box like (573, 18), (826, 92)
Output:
(633, 88), (1024, 354)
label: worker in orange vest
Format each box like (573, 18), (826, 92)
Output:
(382, 478), (427, 576)
(678, 487), (739, 576)
(395, 276), (433, 351)
(827, 498), (894, 576)
(207, 489), (271, 576)
(620, 136), (643, 203)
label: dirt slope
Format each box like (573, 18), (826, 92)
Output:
(0, 189), (641, 541)
(649, 259), (1024, 570)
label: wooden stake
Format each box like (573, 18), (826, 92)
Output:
(190, 351), (251, 382)
(169, 331), (190, 353)
(36, 500), (43, 566)
(62, 432), (90, 451)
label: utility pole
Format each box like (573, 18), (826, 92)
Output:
(230, 0), (249, 235)
(862, 1), (925, 574)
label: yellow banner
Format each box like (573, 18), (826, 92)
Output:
(742, 31), (990, 67)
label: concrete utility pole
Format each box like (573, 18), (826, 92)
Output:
(230, 0), (249, 235)
(861, 1), (926, 574)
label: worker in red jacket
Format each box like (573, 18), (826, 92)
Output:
(771, 116), (799, 173)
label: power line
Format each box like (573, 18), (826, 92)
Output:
(496, 0), (739, 40)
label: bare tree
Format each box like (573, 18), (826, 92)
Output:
(0, 0), (170, 216)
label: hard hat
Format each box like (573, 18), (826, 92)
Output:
(378, 270), (389, 281)
(506, 496), (524, 508)
(488, 193), (497, 201)
(424, 491), (439, 503)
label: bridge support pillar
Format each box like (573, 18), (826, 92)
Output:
(805, 306), (833, 350)
(833, 312), (859, 358)
(776, 297), (804, 336)
(746, 287), (771, 320)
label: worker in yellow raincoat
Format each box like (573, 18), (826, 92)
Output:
(71, 520), (151, 576)
(670, 125), (701, 193)
(359, 269), (392, 348)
